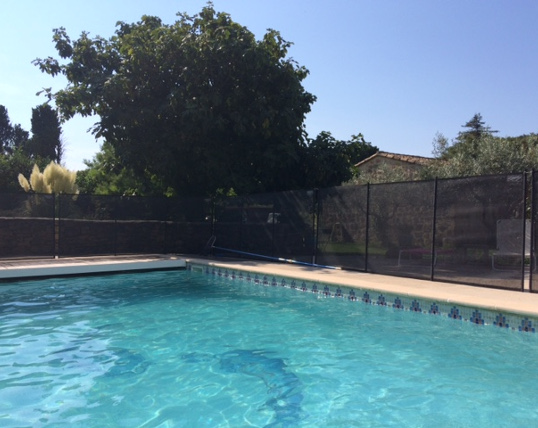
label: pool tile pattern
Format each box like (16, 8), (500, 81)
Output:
(188, 263), (538, 333)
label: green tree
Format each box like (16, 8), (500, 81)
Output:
(26, 104), (63, 163)
(461, 113), (497, 139)
(0, 105), (29, 155)
(424, 133), (538, 179)
(302, 132), (378, 188)
(431, 132), (449, 159)
(77, 141), (172, 195)
(346, 133), (379, 171)
(441, 113), (498, 160)
(0, 105), (13, 155)
(0, 105), (32, 192)
(0, 147), (34, 192)
(34, 4), (315, 196)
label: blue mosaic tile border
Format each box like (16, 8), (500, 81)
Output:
(187, 263), (537, 333)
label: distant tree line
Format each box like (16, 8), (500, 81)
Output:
(423, 113), (538, 180)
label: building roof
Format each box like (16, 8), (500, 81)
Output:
(354, 151), (434, 167)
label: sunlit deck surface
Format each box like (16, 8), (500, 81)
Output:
(1, 255), (538, 319)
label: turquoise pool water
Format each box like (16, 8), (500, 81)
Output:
(1, 269), (538, 427)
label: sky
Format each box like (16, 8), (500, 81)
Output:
(1, 0), (537, 171)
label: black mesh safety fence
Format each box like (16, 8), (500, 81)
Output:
(367, 180), (436, 280)
(115, 196), (168, 254)
(317, 185), (368, 270)
(58, 194), (118, 256)
(434, 174), (526, 290)
(57, 194), (211, 257)
(212, 190), (316, 263)
(165, 196), (213, 254)
(0, 192), (55, 258)
(272, 190), (316, 263)
(212, 195), (246, 254)
(0, 172), (534, 291)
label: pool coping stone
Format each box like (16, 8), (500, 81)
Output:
(186, 257), (538, 320)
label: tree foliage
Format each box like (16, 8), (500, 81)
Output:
(0, 105), (29, 156)
(425, 133), (538, 178)
(77, 141), (172, 195)
(34, 4), (316, 196)
(0, 105), (33, 192)
(425, 114), (538, 178)
(0, 104), (66, 192)
(27, 104), (63, 163)
(301, 132), (378, 188)
(0, 147), (34, 192)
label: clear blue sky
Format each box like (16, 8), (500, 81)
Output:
(2, 0), (537, 170)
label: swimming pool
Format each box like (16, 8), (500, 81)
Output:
(1, 269), (538, 427)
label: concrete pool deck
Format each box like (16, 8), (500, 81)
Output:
(0, 255), (186, 280)
(1, 255), (538, 319)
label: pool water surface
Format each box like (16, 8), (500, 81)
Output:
(1, 270), (537, 427)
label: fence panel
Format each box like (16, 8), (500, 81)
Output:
(239, 193), (278, 257)
(165, 196), (213, 254)
(367, 180), (435, 280)
(272, 190), (315, 263)
(434, 174), (526, 290)
(0, 193), (55, 258)
(317, 186), (368, 270)
(58, 194), (119, 256)
(115, 196), (167, 254)
(212, 191), (315, 263)
(213, 196), (247, 255)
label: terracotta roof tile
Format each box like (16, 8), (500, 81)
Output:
(355, 151), (433, 167)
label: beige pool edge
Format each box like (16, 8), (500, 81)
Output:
(0, 255), (186, 280)
(186, 257), (538, 319)
(1, 254), (537, 321)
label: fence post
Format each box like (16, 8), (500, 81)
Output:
(271, 194), (276, 257)
(53, 193), (58, 258)
(114, 196), (119, 256)
(430, 178), (438, 281)
(365, 183), (370, 272)
(312, 188), (319, 265)
(210, 197), (216, 239)
(163, 197), (169, 254)
(521, 172), (528, 292)
(239, 197), (245, 251)
(530, 170), (536, 292)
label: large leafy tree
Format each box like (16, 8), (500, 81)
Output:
(34, 4), (315, 196)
